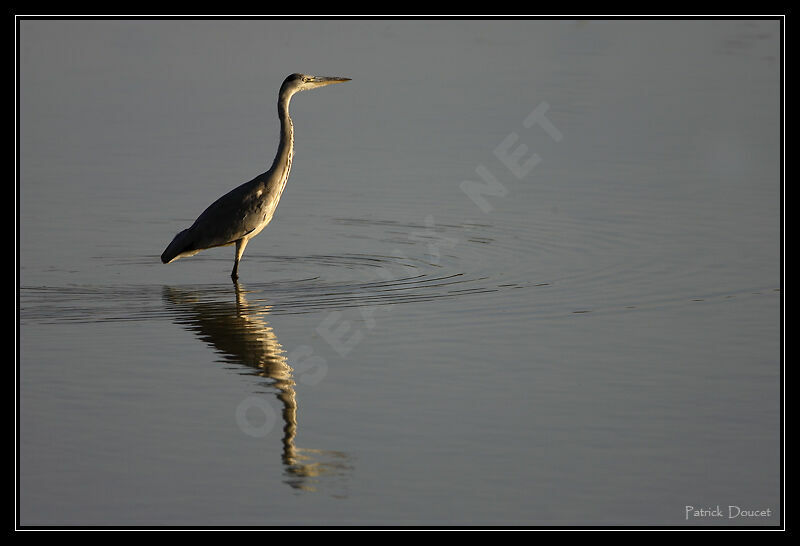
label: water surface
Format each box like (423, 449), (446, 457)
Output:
(18, 19), (781, 527)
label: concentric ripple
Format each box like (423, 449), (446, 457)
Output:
(20, 252), (504, 325)
(19, 208), (779, 326)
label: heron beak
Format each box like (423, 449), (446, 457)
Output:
(310, 76), (351, 88)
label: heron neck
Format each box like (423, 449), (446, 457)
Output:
(269, 94), (295, 188)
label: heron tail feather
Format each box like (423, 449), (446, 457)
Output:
(161, 228), (195, 264)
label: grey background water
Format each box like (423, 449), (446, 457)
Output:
(18, 19), (781, 527)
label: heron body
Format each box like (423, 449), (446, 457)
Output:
(161, 73), (351, 279)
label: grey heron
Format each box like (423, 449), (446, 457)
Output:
(161, 73), (351, 279)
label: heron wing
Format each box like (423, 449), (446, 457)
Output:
(162, 177), (273, 261)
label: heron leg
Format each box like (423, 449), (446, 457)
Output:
(232, 238), (249, 280)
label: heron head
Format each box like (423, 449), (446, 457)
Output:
(281, 73), (351, 96)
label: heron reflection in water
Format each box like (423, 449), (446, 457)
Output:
(162, 282), (352, 493)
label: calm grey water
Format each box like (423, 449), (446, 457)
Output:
(18, 19), (781, 527)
